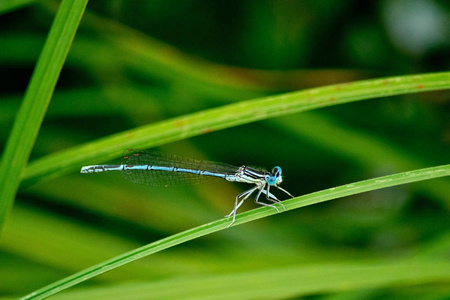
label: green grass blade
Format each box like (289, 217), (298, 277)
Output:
(0, 0), (88, 233)
(22, 72), (450, 186)
(20, 164), (450, 300)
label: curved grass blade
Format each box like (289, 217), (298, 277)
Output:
(22, 72), (450, 187)
(20, 164), (450, 299)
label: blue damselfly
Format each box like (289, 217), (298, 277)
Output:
(81, 149), (293, 227)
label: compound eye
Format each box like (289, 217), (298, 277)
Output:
(267, 166), (283, 185)
(273, 166), (282, 176)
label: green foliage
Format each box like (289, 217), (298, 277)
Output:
(1, 1), (449, 299)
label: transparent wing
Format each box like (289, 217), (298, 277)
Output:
(120, 149), (240, 187)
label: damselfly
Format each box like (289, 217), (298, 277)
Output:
(80, 149), (293, 227)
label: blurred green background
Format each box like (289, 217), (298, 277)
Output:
(1, 0), (449, 299)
